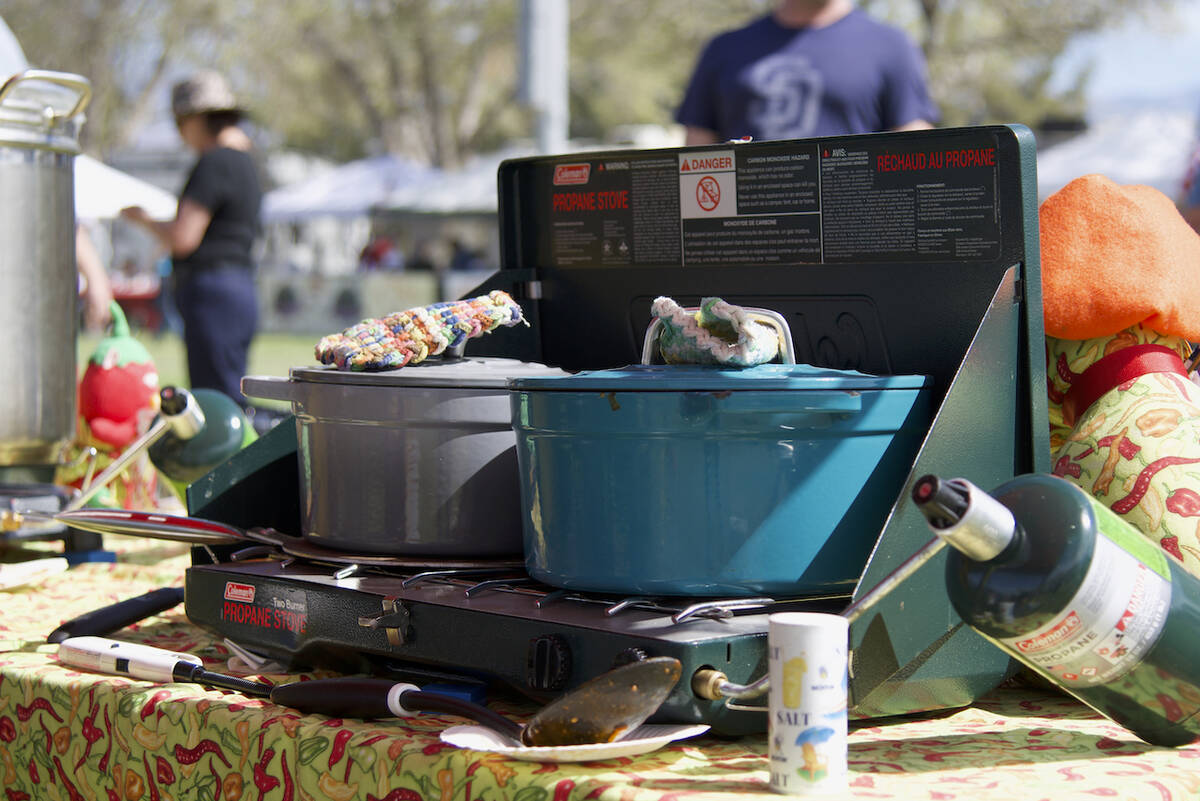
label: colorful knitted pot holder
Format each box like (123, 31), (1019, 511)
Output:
(315, 290), (526, 371)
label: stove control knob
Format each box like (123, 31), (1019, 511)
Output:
(527, 635), (572, 691)
(611, 647), (649, 668)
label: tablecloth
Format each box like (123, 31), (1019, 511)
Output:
(3, 539), (1200, 801)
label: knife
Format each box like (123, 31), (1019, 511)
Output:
(47, 586), (186, 644)
(52, 508), (273, 546)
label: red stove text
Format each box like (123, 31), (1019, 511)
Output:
(222, 601), (307, 634)
(552, 190), (629, 212)
(876, 147), (995, 172)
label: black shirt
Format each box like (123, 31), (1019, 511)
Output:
(174, 146), (261, 271)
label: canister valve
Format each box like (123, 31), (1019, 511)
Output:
(65, 386), (206, 511)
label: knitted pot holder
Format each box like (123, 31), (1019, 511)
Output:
(650, 296), (780, 367)
(315, 290), (526, 371)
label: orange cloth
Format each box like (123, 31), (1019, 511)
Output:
(1039, 174), (1200, 340)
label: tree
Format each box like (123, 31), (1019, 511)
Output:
(213, 0), (527, 167)
(566, 0), (764, 141)
(1, 0), (226, 158)
(863, 0), (1178, 127)
(2, 0), (1180, 166)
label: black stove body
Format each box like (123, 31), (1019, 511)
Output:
(187, 554), (832, 734)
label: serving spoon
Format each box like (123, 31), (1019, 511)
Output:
(269, 656), (683, 747)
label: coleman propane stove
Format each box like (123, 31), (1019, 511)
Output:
(186, 543), (844, 735)
(184, 125), (1049, 735)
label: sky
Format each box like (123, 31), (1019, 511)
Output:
(1051, 3), (1200, 117)
(1037, 4), (1200, 199)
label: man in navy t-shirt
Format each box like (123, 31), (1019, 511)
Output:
(676, 0), (938, 145)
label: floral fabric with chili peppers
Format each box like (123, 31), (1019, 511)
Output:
(7, 541), (1200, 800)
(1047, 325), (1200, 575)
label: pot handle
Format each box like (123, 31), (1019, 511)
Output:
(641, 306), (797, 365)
(0, 70), (92, 123)
(713, 389), (862, 415)
(241, 375), (297, 404)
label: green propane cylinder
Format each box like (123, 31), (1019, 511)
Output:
(912, 472), (1200, 746)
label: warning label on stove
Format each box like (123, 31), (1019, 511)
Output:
(548, 154), (680, 266)
(221, 583), (307, 643)
(679, 149), (737, 218)
(534, 130), (1003, 269)
(820, 140), (1001, 262)
(682, 215), (820, 265)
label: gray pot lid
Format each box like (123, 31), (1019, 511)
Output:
(508, 363), (931, 392)
(289, 357), (569, 389)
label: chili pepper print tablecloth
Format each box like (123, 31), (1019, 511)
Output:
(3, 542), (1200, 801)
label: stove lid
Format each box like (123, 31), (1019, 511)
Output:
(508, 363), (930, 392)
(288, 357), (569, 389)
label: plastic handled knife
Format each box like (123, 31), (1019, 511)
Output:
(47, 586), (185, 644)
(57, 636), (272, 697)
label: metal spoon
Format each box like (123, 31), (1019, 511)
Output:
(269, 656), (683, 747)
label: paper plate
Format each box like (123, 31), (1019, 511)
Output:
(439, 723), (710, 763)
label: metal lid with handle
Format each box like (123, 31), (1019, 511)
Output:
(0, 69), (91, 151)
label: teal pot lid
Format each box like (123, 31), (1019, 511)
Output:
(509, 363), (931, 392)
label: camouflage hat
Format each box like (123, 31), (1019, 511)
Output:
(171, 70), (241, 118)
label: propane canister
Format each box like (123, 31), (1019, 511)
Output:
(913, 472), (1200, 746)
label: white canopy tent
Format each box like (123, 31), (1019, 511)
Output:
(74, 154), (178, 221)
(1036, 109), (1197, 201)
(379, 145), (537, 214)
(377, 139), (649, 214)
(262, 154), (440, 222)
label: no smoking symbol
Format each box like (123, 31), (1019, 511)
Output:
(697, 176), (721, 211)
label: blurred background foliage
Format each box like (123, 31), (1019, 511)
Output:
(3, 0), (1178, 167)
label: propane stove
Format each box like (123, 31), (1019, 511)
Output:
(185, 546), (848, 734)
(184, 125), (1049, 734)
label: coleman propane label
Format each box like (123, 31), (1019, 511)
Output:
(220, 582), (308, 645)
(539, 131), (1002, 269)
(995, 534), (1171, 687)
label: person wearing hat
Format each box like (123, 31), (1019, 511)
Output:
(121, 70), (261, 408)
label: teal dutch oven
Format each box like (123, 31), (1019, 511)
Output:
(508, 363), (934, 597)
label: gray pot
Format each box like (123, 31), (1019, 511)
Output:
(0, 71), (91, 473)
(243, 358), (566, 556)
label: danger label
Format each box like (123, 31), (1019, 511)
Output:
(680, 153), (734, 173)
(679, 150), (736, 219)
